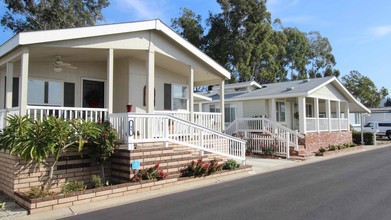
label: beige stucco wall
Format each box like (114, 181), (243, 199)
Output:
(127, 57), (188, 112)
(309, 83), (348, 101)
(10, 60), (106, 107)
(2, 56), (190, 113)
(242, 99), (268, 118)
(113, 58), (130, 113)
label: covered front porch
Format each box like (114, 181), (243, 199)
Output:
(0, 21), (229, 131)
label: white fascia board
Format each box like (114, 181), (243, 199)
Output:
(155, 21), (231, 80)
(307, 76), (370, 114)
(0, 35), (20, 58)
(307, 76), (336, 95)
(332, 78), (371, 114)
(194, 93), (212, 101)
(0, 20), (157, 58)
(18, 20), (157, 45)
(251, 82), (262, 89)
(198, 92), (309, 104)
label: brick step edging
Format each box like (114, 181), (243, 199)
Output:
(14, 165), (252, 214)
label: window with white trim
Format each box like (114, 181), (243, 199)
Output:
(306, 104), (313, 117)
(209, 104), (236, 123)
(28, 79), (62, 106)
(354, 113), (361, 124)
(276, 101), (285, 122)
(209, 104), (220, 113)
(172, 84), (188, 110)
(225, 104), (236, 123)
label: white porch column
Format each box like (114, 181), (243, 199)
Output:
(146, 48), (155, 113)
(5, 62), (13, 109)
(337, 101), (341, 131)
(326, 99), (331, 132)
(314, 98), (319, 133)
(220, 79), (225, 131)
(188, 65), (194, 122)
(298, 97), (306, 133)
(198, 103), (203, 112)
(0, 73), (4, 109)
(106, 48), (114, 114)
(269, 98), (277, 122)
(19, 49), (29, 115)
(345, 102), (350, 131)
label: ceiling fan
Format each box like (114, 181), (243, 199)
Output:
(53, 56), (77, 72)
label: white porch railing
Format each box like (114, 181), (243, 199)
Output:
(0, 107), (20, 129)
(225, 116), (304, 158)
(306, 117), (349, 132)
(155, 110), (222, 132)
(109, 113), (246, 164)
(26, 106), (108, 122)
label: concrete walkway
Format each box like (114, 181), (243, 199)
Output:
(0, 193), (28, 219)
(6, 143), (391, 220)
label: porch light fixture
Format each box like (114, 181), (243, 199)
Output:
(54, 66), (62, 72)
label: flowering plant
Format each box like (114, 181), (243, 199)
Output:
(181, 159), (223, 177)
(131, 163), (168, 182)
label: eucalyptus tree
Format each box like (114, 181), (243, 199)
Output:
(171, 8), (205, 49)
(1, 0), (109, 33)
(342, 70), (388, 108)
(306, 31), (338, 78)
(283, 27), (309, 80)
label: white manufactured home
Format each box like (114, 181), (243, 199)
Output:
(196, 77), (370, 153)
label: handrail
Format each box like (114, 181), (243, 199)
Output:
(263, 117), (305, 138)
(156, 110), (222, 132)
(109, 113), (246, 164)
(124, 113), (245, 143)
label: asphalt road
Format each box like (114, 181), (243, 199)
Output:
(63, 146), (391, 220)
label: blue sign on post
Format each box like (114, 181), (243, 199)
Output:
(132, 160), (140, 170)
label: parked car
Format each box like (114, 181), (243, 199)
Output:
(362, 121), (391, 140)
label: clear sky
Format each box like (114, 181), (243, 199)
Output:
(0, 0), (390, 95)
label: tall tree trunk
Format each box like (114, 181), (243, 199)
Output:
(101, 164), (106, 185)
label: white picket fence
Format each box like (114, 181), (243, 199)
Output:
(245, 133), (289, 158)
(109, 113), (246, 164)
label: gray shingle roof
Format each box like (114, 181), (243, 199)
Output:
(236, 76), (333, 99)
(198, 76), (334, 100)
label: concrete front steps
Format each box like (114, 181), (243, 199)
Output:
(111, 143), (232, 184)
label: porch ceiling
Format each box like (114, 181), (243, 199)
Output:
(28, 47), (222, 85)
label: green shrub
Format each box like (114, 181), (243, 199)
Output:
(319, 147), (326, 153)
(25, 187), (54, 199)
(338, 144), (346, 150)
(352, 131), (374, 145)
(207, 159), (223, 175)
(61, 180), (87, 194)
(91, 175), (103, 188)
(329, 145), (338, 151)
(261, 145), (277, 156)
(223, 159), (240, 170)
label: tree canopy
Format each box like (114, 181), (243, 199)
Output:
(341, 70), (388, 108)
(1, 0), (109, 33)
(171, 0), (339, 84)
